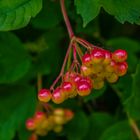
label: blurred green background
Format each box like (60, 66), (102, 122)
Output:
(0, 0), (140, 140)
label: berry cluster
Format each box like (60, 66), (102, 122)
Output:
(26, 108), (74, 139)
(38, 45), (128, 104)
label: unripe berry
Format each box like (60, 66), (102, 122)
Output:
(91, 64), (103, 74)
(61, 82), (75, 97)
(106, 73), (118, 83)
(26, 118), (36, 130)
(53, 125), (63, 133)
(81, 65), (92, 76)
(54, 108), (65, 116)
(93, 80), (104, 89)
(91, 48), (105, 64)
(52, 87), (65, 104)
(115, 62), (128, 76)
(82, 53), (92, 66)
(105, 60), (117, 73)
(102, 50), (112, 65)
(112, 49), (127, 62)
(77, 81), (92, 96)
(35, 128), (48, 136)
(38, 89), (52, 102)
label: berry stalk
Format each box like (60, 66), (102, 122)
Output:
(60, 0), (74, 38)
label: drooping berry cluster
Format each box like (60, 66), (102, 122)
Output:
(38, 46), (128, 104)
(26, 108), (74, 139)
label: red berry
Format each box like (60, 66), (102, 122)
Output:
(26, 118), (36, 130)
(77, 81), (92, 96)
(38, 89), (52, 102)
(103, 50), (112, 65)
(52, 87), (65, 104)
(112, 49), (127, 62)
(115, 62), (128, 76)
(91, 48), (105, 64)
(61, 82), (75, 96)
(34, 111), (46, 124)
(63, 72), (76, 82)
(79, 77), (93, 88)
(82, 53), (92, 66)
(81, 65), (92, 76)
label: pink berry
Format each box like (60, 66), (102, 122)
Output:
(38, 89), (52, 102)
(112, 49), (127, 62)
(52, 87), (65, 104)
(61, 82), (75, 96)
(103, 50), (112, 65)
(115, 62), (128, 76)
(26, 118), (35, 130)
(82, 53), (92, 66)
(91, 48), (105, 64)
(77, 81), (92, 96)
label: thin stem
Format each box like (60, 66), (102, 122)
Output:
(60, 0), (74, 38)
(37, 73), (42, 92)
(127, 113), (140, 139)
(50, 41), (73, 90)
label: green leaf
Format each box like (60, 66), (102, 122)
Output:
(125, 62), (140, 120)
(32, 0), (62, 29)
(100, 121), (136, 140)
(106, 37), (140, 73)
(85, 113), (114, 140)
(0, 0), (42, 31)
(0, 32), (31, 83)
(75, 0), (100, 27)
(0, 85), (37, 140)
(101, 0), (140, 24)
(65, 111), (89, 140)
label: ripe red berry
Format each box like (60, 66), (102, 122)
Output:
(102, 50), (112, 65)
(34, 111), (46, 124)
(112, 49), (127, 62)
(61, 82), (75, 96)
(79, 77), (93, 88)
(63, 72), (76, 82)
(52, 87), (65, 104)
(26, 118), (36, 130)
(38, 89), (52, 102)
(115, 62), (128, 76)
(82, 53), (92, 66)
(91, 48), (105, 64)
(77, 81), (92, 96)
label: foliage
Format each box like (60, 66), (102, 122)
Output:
(0, 0), (140, 140)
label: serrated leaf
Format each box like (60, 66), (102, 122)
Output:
(100, 121), (135, 140)
(75, 0), (100, 27)
(0, 85), (37, 140)
(101, 0), (140, 24)
(32, 0), (62, 29)
(0, 0), (42, 31)
(85, 113), (114, 140)
(0, 32), (31, 83)
(65, 111), (89, 140)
